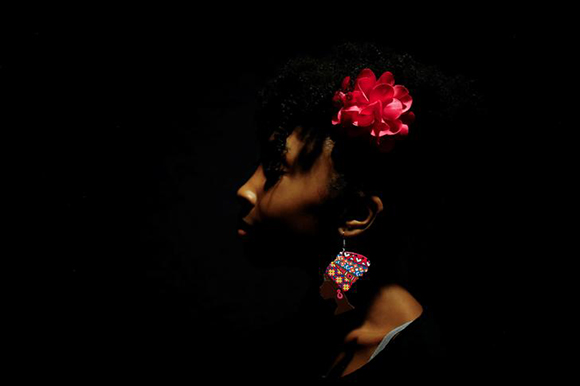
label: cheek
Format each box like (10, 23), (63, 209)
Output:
(257, 174), (330, 232)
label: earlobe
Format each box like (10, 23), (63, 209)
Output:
(339, 195), (384, 237)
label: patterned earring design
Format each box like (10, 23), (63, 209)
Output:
(319, 229), (371, 315)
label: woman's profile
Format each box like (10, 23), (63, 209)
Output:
(235, 41), (485, 381)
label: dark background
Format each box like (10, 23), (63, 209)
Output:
(5, 13), (570, 380)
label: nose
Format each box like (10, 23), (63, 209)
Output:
(236, 164), (263, 213)
(237, 181), (257, 207)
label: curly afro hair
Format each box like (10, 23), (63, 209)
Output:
(254, 40), (487, 207)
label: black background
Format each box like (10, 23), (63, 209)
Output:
(5, 12), (570, 380)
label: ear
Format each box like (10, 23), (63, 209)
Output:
(338, 195), (384, 237)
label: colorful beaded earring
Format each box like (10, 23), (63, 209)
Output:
(319, 229), (371, 316)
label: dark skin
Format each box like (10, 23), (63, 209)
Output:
(236, 126), (423, 377)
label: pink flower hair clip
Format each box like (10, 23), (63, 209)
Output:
(331, 68), (415, 153)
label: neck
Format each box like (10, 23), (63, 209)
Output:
(317, 277), (423, 345)
(356, 283), (423, 332)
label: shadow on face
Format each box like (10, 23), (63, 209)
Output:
(236, 127), (341, 271)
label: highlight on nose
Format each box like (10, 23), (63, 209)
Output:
(236, 181), (257, 207)
(236, 162), (264, 207)
(238, 185), (256, 205)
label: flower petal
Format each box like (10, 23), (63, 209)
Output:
(332, 91), (346, 107)
(357, 111), (375, 127)
(393, 85), (408, 99)
(358, 102), (379, 127)
(350, 90), (368, 107)
(331, 109), (342, 125)
(356, 77), (375, 101)
(369, 120), (390, 137)
(369, 83), (394, 104)
(377, 71), (395, 86)
(382, 99), (403, 120)
(344, 105), (362, 113)
(356, 68), (376, 83)
(341, 106), (361, 126)
(394, 85), (413, 112)
(341, 76), (351, 91)
(364, 100), (383, 119)
(385, 119), (403, 135)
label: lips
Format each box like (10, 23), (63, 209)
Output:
(237, 217), (254, 237)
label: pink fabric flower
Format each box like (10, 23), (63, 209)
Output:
(331, 68), (415, 152)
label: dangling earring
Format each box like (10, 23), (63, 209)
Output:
(319, 229), (371, 316)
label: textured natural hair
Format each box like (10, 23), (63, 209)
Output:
(255, 41), (485, 214)
(253, 41), (488, 292)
